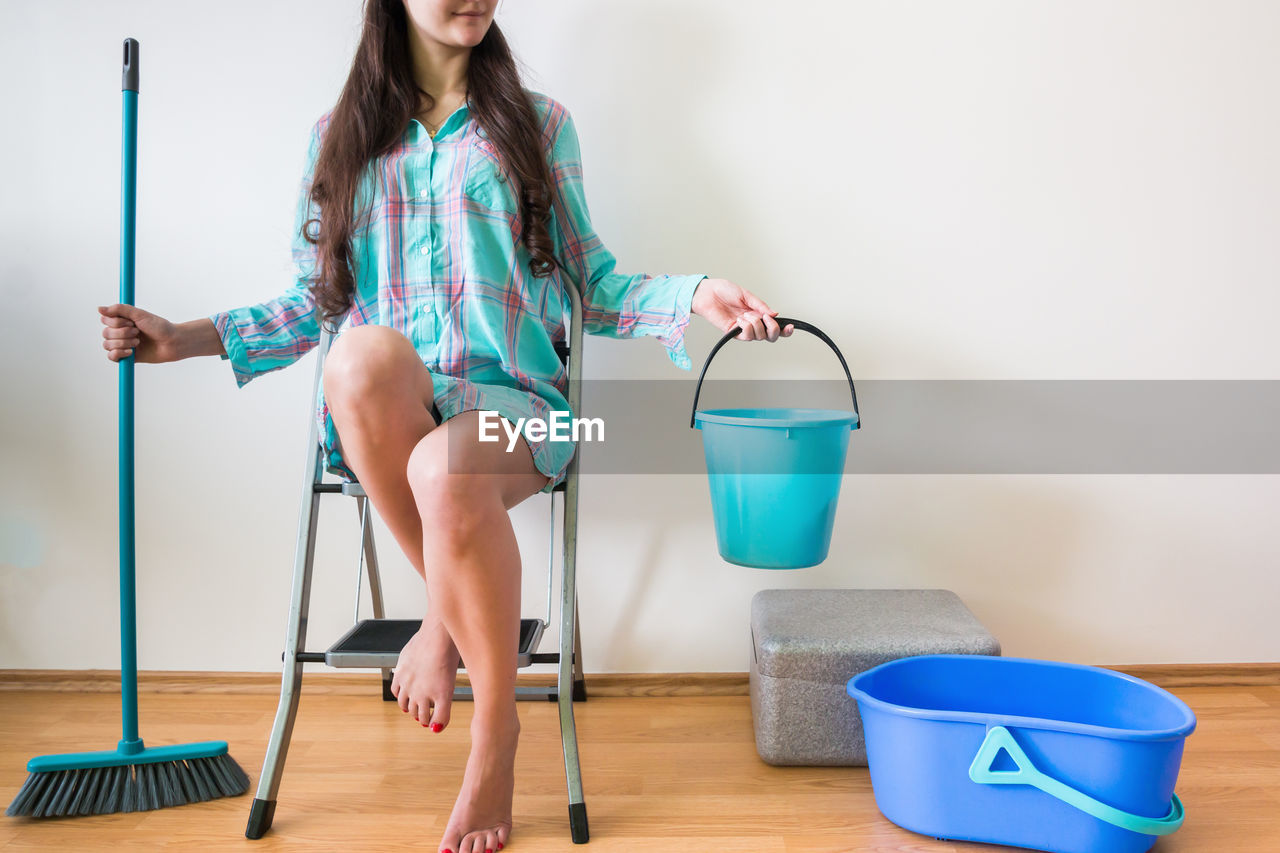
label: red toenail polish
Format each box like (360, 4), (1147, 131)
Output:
(431, 722), (443, 732)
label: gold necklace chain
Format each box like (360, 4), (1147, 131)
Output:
(420, 92), (467, 138)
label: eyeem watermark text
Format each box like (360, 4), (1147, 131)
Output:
(478, 410), (604, 452)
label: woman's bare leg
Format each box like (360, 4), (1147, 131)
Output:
(323, 325), (460, 730)
(407, 409), (550, 853)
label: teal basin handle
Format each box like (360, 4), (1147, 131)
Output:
(969, 726), (1185, 837)
(689, 316), (861, 430)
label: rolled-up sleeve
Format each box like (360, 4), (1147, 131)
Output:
(547, 109), (706, 371)
(208, 118), (329, 388)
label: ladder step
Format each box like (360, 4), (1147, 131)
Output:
(314, 479), (562, 496)
(324, 618), (546, 668)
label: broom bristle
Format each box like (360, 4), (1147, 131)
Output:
(6, 754), (250, 818)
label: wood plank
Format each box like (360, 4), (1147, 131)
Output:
(0, 669), (749, 696)
(1109, 662), (1280, 688)
(3, 662), (1278, 696)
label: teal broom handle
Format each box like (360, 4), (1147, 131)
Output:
(118, 37), (142, 755)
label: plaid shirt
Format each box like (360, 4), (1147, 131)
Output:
(209, 92), (705, 470)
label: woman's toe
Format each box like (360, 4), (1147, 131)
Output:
(438, 827), (461, 853)
(429, 695), (452, 731)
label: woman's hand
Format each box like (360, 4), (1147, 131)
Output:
(98, 303), (183, 363)
(691, 277), (794, 342)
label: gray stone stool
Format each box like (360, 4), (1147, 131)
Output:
(749, 589), (1001, 766)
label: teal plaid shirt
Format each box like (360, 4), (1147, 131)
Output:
(209, 92), (705, 446)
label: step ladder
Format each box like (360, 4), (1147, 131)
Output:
(244, 284), (590, 844)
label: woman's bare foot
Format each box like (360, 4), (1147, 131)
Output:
(438, 708), (520, 853)
(389, 612), (461, 731)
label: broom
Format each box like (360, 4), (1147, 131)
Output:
(6, 37), (250, 819)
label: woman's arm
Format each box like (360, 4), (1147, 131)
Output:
(178, 317), (226, 359)
(100, 115), (354, 372)
(544, 106), (792, 367)
(546, 108), (707, 371)
(690, 276), (793, 343)
(99, 303), (223, 364)
(206, 117), (334, 388)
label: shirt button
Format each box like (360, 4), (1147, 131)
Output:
(418, 189), (429, 199)
(420, 246), (430, 256)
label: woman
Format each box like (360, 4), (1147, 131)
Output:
(99, 1), (791, 850)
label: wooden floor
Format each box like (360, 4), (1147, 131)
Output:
(1, 682), (1278, 851)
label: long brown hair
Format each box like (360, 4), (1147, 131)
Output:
(306, 0), (557, 331)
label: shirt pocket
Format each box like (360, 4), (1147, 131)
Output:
(463, 137), (521, 228)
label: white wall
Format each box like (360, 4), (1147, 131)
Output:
(2, 0), (1277, 673)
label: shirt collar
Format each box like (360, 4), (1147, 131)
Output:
(406, 101), (472, 146)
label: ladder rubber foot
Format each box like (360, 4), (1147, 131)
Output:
(245, 798), (277, 839)
(569, 801), (589, 843)
(572, 679), (587, 702)
(382, 676), (396, 702)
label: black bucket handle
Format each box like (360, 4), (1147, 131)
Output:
(689, 317), (861, 430)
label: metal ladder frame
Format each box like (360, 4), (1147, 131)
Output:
(244, 279), (589, 843)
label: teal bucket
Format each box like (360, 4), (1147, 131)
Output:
(690, 317), (860, 569)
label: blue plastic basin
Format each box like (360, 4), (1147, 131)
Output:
(846, 654), (1196, 853)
